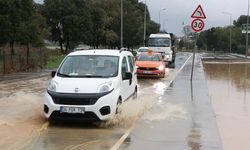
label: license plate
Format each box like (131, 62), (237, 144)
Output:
(143, 71), (152, 74)
(60, 106), (85, 114)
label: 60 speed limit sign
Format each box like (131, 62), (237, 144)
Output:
(191, 18), (204, 32)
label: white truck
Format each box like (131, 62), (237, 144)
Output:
(148, 33), (175, 67)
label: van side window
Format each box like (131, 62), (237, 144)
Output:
(128, 56), (134, 72)
(122, 57), (128, 75)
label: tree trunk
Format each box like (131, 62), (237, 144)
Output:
(9, 41), (14, 66)
(26, 43), (30, 68)
(3, 48), (5, 74)
(10, 41), (14, 55)
(59, 39), (64, 54)
(65, 35), (69, 54)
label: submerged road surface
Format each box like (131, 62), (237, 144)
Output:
(0, 52), (224, 150)
(204, 61), (250, 150)
(120, 54), (223, 150)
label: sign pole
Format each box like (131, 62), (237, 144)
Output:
(191, 33), (197, 82)
(246, 0), (249, 59)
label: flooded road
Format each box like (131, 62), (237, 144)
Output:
(120, 54), (223, 150)
(203, 62), (250, 150)
(0, 53), (191, 150)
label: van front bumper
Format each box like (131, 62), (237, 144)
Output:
(44, 90), (118, 121)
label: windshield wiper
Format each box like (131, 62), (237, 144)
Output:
(57, 73), (72, 77)
(79, 75), (107, 78)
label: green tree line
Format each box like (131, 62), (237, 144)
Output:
(0, 0), (159, 55)
(196, 15), (249, 54)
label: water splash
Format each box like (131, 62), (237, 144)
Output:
(0, 92), (45, 126)
(142, 103), (187, 121)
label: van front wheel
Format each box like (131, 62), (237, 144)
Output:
(116, 98), (122, 114)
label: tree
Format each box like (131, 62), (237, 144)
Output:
(44, 0), (91, 53)
(0, 0), (45, 69)
(233, 15), (249, 27)
(178, 40), (184, 49)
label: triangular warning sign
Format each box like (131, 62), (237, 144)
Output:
(191, 5), (206, 19)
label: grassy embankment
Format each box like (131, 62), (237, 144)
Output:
(46, 54), (66, 69)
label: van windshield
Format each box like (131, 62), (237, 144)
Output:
(148, 38), (170, 47)
(58, 55), (119, 78)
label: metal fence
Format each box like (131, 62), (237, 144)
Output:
(0, 47), (49, 75)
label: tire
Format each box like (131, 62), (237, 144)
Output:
(132, 87), (137, 100)
(161, 73), (165, 78)
(168, 61), (175, 68)
(116, 98), (122, 114)
(48, 117), (56, 124)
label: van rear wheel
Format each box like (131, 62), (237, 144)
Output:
(132, 87), (137, 100)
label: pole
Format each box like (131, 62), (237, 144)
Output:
(229, 14), (232, 54)
(143, 0), (147, 46)
(158, 8), (166, 31)
(121, 0), (123, 48)
(191, 33), (198, 82)
(246, 0), (249, 59)
(163, 20), (167, 32)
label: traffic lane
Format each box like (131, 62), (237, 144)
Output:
(120, 54), (222, 150)
(0, 77), (49, 150)
(24, 74), (178, 150)
(22, 53), (191, 150)
(137, 52), (191, 89)
(24, 124), (126, 150)
(0, 52), (190, 150)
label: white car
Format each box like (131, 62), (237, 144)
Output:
(44, 49), (138, 122)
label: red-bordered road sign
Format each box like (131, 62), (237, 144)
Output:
(191, 5), (206, 19)
(191, 19), (204, 32)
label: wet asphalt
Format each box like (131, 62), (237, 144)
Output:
(120, 54), (223, 150)
(2, 52), (243, 150)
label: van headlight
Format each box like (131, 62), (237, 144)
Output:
(48, 80), (58, 92)
(97, 82), (113, 93)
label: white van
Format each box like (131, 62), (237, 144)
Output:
(44, 49), (138, 121)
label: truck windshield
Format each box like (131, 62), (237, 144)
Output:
(148, 38), (170, 47)
(58, 55), (119, 78)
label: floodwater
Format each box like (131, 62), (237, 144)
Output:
(0, 53), (191, 150)
(203, 62), (250, 150)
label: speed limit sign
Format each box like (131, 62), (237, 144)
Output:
(191, 18), (204, 32)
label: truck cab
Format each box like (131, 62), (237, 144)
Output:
(148, 33), (175, 68)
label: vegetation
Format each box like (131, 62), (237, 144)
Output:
(194, 15), (250, 54)
(0, 0), (159, 74)
(43, 0), (159, 53)
(46, 54), (66, 69)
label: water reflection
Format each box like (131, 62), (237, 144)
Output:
(203, 62), (250, 150)
(187, 122), (202, 150)
(203, 63), (250, 91)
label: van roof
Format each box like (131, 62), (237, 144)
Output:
(68, 49), (132, 56)
(149, 34), (171, 38)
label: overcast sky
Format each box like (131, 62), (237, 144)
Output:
(34, 0), (248, 36)
(140, 0), (248, 36)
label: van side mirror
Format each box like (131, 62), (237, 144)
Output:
(51, 71), (56, 77)
(123, 72), (132, 80)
